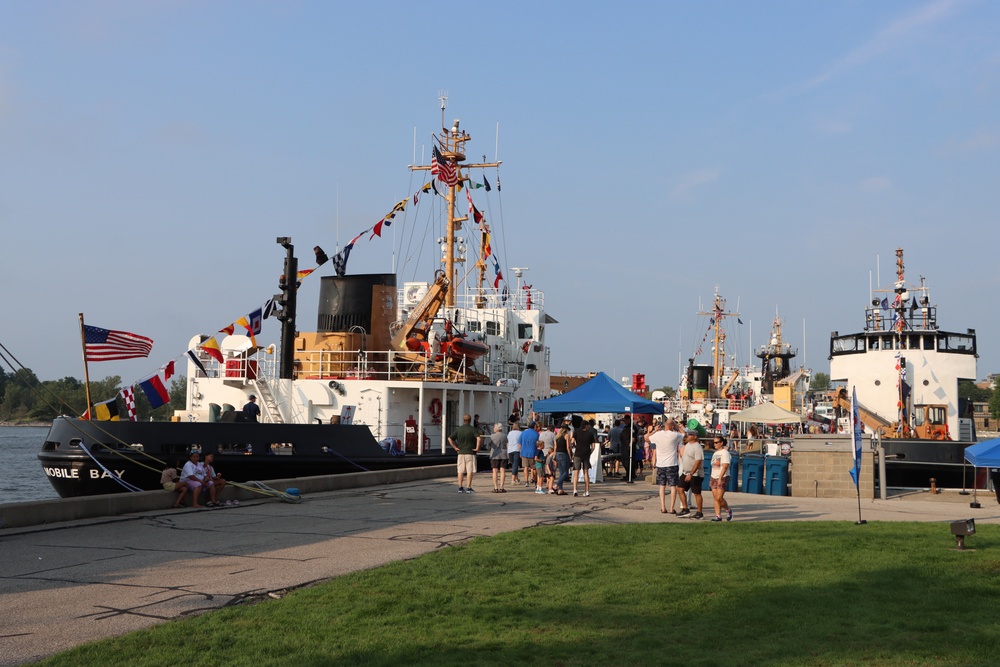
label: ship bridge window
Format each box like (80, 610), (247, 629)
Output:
(831, 336), (864, 354)
(923, 335), (936, 351)
(467, 320), (481, 333)
(940, 333), (975, 354)
(485, 321), (500, 336)
(518, 324), (533, 340)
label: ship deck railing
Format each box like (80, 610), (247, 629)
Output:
(400, 286), (545, 313)
(204, 347), (517, 386)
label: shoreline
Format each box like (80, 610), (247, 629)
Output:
(0, 421), (50, 427)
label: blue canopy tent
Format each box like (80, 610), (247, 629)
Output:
(962, 439), (1000, 507)
(533, 372), (664, 415)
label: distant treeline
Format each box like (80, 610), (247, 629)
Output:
(0, 368), (185, 423)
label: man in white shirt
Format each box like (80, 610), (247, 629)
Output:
(507, 422), (523, 485)
(647, 419), (684, 515)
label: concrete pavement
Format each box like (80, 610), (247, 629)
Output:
(2, 475), (998, 665)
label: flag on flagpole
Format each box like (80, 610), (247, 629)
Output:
(849, 386), (863, 487)
(187, 349), (209, 377)
(138, 373), (171, 409)
(200, 337), (224, 363)
(430, 145), (459, 186)
(121, 386), (137, 421)
(83, 325), (153, 361)
(82, 396), (120, 421)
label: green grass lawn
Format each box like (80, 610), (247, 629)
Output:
(40, 522), (1000, 666)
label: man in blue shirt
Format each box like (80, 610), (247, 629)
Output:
(519, 422), (541, 488)
(242, 395), (261, 422)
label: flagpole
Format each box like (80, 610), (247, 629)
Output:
(78, 313), (94, 421)
(856, 468), (865, 524)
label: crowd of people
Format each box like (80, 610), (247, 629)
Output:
(448, 412), (736, 521)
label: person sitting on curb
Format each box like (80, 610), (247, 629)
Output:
(204, 453), (227, 499)
(160, 465), (188, 508)
(181, 451), (209, 508)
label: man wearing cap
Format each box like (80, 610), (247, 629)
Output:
(519, 422), (541, 488)
(242, 395), (261, 423)
(648, 419), (683, 514)
(678, 428), (706, 518)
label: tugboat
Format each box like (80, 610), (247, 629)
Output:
(828, 248), (977, 488)
(39, 104), (556, 497)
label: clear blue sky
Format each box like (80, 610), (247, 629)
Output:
(1, 0), (997, 390)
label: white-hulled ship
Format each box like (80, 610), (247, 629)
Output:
(39, 106), (556, 497)
(828, 248), (977, 488)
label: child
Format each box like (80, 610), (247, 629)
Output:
(160, 466), (188, 508)
(545, 451), (558, 494)
(534, 447), (547, 494)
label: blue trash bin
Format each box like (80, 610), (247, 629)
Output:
(764, 456), (790, 496)
(741, 454), (765, 494)
(727, 453), (740, 492)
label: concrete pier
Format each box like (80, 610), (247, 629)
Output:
(1, 472), (997, 666)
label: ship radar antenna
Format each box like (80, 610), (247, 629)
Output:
(438, 90), (448, 131)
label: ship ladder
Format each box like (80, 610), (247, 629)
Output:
(252, 376), (284, 424)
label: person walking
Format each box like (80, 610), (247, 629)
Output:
(710, 435), (733, 522)
(571, 420), (596, 497)
(552, 425), (572, 495)
(507, 422), (523, 485)
(487, 423), (508, 492)
(449, 414), (482, 494)
(678, 428), (706, 519)
(519, 422), (541, 488)
(648, 419), (683, 514)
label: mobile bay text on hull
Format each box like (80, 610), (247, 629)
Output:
(38, 108), (555, 498)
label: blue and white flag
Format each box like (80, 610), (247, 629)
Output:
(849, 386), (863, 487)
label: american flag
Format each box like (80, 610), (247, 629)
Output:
(430, 146), (459, 186)
(83, 325), (153, 361)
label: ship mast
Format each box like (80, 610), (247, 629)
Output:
(411, 96), (501, 308)
(893, 247), (909, 436)
(697, 288), (739, 398)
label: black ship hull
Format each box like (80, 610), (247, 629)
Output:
(880, 438), (980, 489)
(38, 417), (458, 498)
